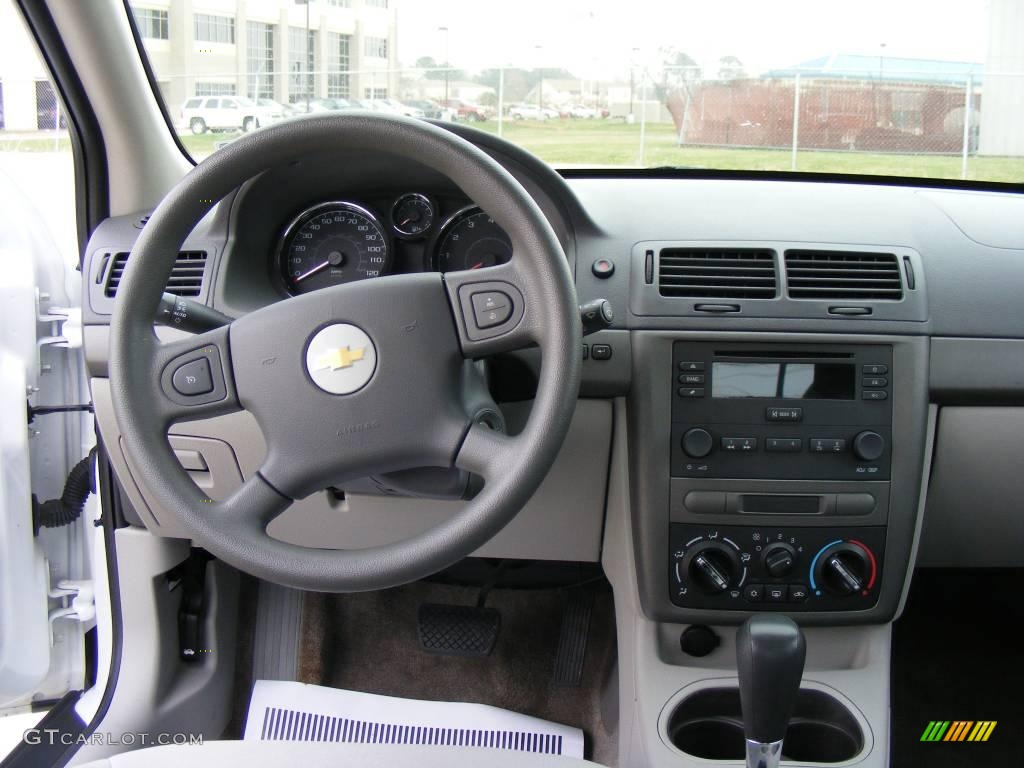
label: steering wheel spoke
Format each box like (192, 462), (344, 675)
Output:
(454, 422), (521, 480)
(152, 324), (241, 427)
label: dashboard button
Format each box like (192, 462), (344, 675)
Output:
(678, 373), (705, 385)
(743, 584), (764, 603)
(591, 344), (612, 360)
(172, 358), (214, 396)
(766, 438), (802, 453)
(788, 584), (809, 602)
(765, 585), (787, 603)
(591, 258), (615, 278)
(722, 437), (757, 452)
(862, 390), (888, 401)
(678, 361), (705, 372)
(470, 291), (512, 329)
(863, 364), (888, 375)
(862, 376), (888, 388)
(810, 438), (847, 454)
(766, 407), (802, 422)
(678, 387), (705, 398)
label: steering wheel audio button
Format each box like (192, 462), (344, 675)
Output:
(471, 291), (513, 329)
(172, 358), (214, 396)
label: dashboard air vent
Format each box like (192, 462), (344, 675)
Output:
(104, 250), (208, 298)
(784, 250), (903, 300)
(658, 248), (777, 299)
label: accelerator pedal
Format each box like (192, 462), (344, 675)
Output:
(552, 590), (594, 687)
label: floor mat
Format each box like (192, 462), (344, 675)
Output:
(243, 680), (584, 757)
(299, 580), (617, 765)
(891, 568), (1023, 768)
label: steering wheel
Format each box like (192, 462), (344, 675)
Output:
(108, 114), (581, 591)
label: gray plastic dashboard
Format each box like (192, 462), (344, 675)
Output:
(79, 124), (1024, 581)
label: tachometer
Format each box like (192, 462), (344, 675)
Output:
(279, 202), (389, 294)
(432, 207), (512, 273)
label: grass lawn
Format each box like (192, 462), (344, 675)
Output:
(5, 121), (1023, 184)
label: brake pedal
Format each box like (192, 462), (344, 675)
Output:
(417, 603), (501, 657)
(552, 590), (593, 687)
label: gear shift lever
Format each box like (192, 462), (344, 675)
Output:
(736, 615), (806, 768)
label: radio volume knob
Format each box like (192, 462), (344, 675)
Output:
(853, 431), (885, 461)
(682, 428), (714, 458)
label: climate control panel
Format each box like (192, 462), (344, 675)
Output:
(669, 523), (885, 612)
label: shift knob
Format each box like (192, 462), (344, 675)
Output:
(736, 615), (806, 766)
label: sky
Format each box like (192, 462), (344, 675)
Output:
(396, 0), (991, 80)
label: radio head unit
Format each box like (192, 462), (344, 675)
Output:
(671, 342), (893, 481)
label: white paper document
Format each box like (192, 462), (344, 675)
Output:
(244, 680), (585, 758)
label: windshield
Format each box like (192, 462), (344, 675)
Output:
(129, 0), (1022, 184)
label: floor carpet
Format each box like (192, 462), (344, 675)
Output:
(298, 580), (618, 765)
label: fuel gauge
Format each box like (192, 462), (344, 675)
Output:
(391, 193), (436, 239)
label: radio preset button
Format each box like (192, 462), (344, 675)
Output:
(766, 407), (803, 422)
(810, 438), (847, 454)
(862, 390), (888, 401)
(862, 376), (888, 388)
(766, 438), (802, 453)
(679, 373), (705, 385)
(679, 361), (705, 372)
(722, 437), (757, 452)
(863, 364), (888, 375)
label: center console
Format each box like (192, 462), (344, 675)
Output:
(629, 332), (930, 626)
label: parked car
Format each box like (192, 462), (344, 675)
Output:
(404, 99), (444, 119)
(508, 103), (559, 120)
(441, 99), (490, 121)
(180, 96), (283, 134)
(379, 99), (426, 118)
(569, 104), (600, 119)
(288, 97), (354, 114)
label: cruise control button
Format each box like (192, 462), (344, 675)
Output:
(172, 358), (214, 396)
(788, 584), (809, 602)
(743, 584), (764, 603)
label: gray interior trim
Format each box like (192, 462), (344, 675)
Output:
(894, 404), (937, 619)
(930, 337), (1024, 403)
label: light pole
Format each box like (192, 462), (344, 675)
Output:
(438, 26), (449, 105)
(535, 45), (543, 115)
(305, 0), (311, 114)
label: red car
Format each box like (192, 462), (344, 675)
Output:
(441, 99), (490, 121)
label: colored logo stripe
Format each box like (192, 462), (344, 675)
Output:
(921, 720), (996, 742)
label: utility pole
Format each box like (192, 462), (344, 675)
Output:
(305, 0), (311, 114)
(535, 45), (544, 115)
(439, 26), (449, 105)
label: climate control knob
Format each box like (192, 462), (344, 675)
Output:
(852, 431), (885, 462)
(812, 541), (873, 596)
(682, 428), (714, 458)
(684, 542), (742, 594)
(762, 543), (798, 577)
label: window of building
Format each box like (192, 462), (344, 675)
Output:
(327, 33), (351, 98)
(247, 22), (276, 100)
(363, 36), (387, 59)
(364, 87), (388, 99)
(34, 80), (67, 129)
(194, 13), (235, 44)
(133, 7), (169, 40)
(195, 82), (237, 97)
(366, 0), (388, 7)
(327, 0), (351, 6)
(288, 27), (316, 103)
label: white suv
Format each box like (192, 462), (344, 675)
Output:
(180, 96), (283, 134)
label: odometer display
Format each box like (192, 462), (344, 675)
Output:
(433, 207), (512, 273)
(279, 202), (389, 294)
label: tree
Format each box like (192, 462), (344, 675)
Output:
(416, 55), (464, 81)
(653, 47), (702, 100)
(718, 55), (746, 81)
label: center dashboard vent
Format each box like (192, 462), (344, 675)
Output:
(104, 250), (208, 298)
(657, 248), (777, 299)
(784, 250), (903, 300)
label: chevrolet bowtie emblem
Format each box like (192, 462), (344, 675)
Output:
(314, 345), (366, 371)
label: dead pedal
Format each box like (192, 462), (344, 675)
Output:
(552, 590), (593, 687)
(417, 603), (501, 657)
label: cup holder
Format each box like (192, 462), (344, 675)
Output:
(665, 687), (863, 763)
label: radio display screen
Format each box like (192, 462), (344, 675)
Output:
(712, 362), (855, 400)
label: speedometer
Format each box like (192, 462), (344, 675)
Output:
(278, 201), (390, 294)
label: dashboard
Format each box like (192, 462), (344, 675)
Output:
(80, 122), (1024, 630)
